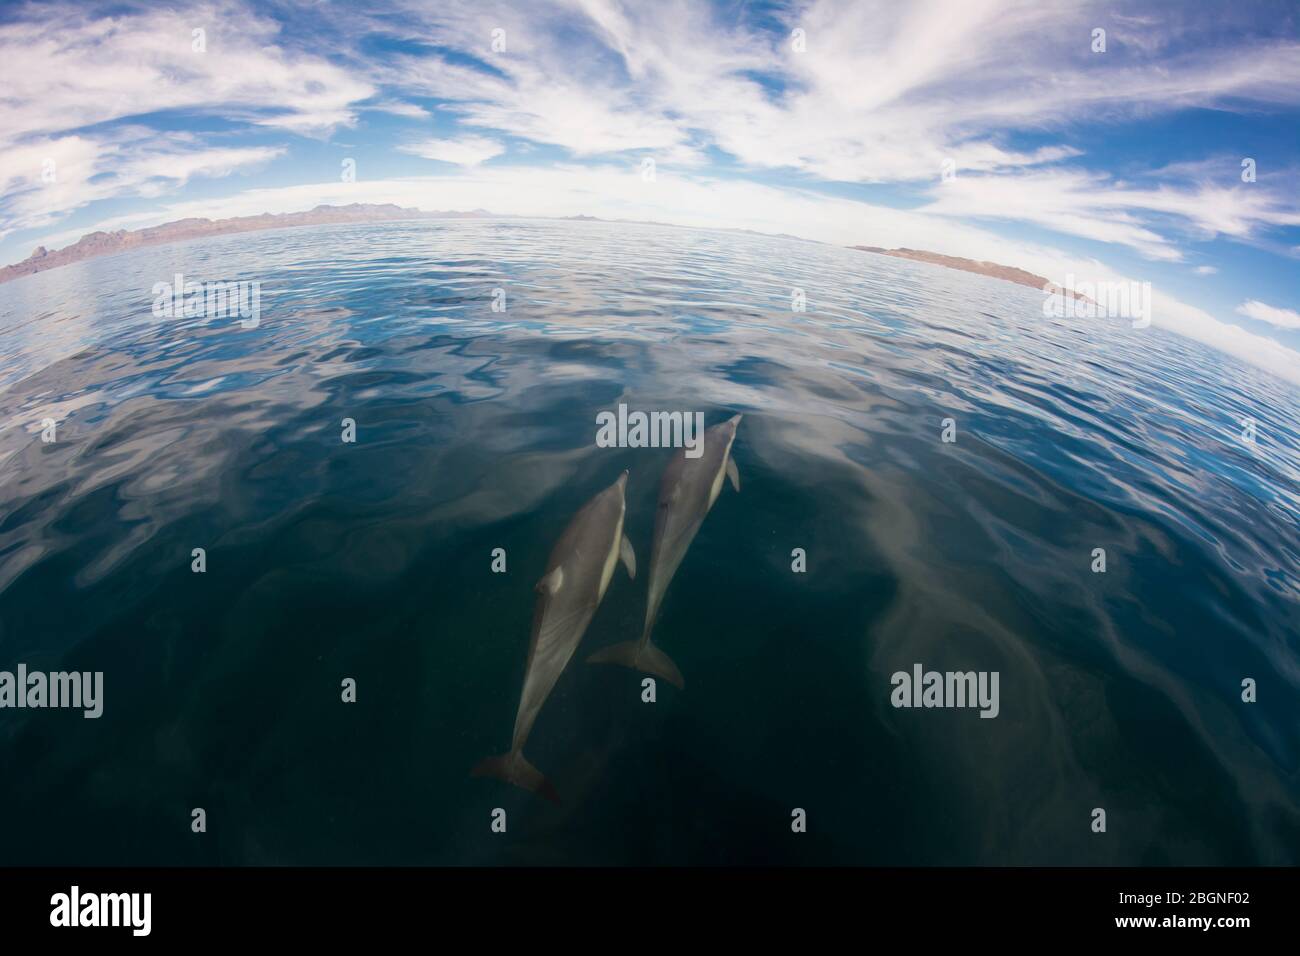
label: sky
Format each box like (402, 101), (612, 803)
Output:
(1, 0), (1299, 382)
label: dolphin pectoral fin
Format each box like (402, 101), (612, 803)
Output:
(536, 566), (564, 595)
(471, 751), (561, 804)
(587, 640), (684, 690)
(726, 457), (740, 492)
(620, 534), (636, 579)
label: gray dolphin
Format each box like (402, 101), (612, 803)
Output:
(472, 470), (636, 802)
(588, 415), (741, 689)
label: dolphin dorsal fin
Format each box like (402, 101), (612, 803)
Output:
(536, 566), (564, 595)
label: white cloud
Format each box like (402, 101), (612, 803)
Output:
(349, 0), (1300, 261)
(921, 168), (1300, 261)
(0, 1), (368, 239)
(398, 136), (506, 166)
(375, 0), (1105, 181)
(0, 130), (283, 241)
(367, 0), (1300, 181)
(1194, 265), (1218, 275)
(1236, 300), (1300, 331)
(0, 0), (373, 146)
(364, 100), (431, 119)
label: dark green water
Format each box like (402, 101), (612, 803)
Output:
(0, 219), (1296, 864)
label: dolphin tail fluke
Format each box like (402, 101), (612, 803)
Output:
(471, 751), (561, 804)
(638, 641), (685, 690)
(587, 640), (684, 690)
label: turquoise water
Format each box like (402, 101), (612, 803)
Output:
(0, 218), (1296, 864)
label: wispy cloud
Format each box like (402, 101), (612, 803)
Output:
(921, 168), (1300, 261)
(0, 129), (283, 240)
(0, 0), (362, 238)
(364, 100), (432, 120)
(0, 1), (373, 144)
(1236, 299), (1300, 331)
(398, 135), (506, 166)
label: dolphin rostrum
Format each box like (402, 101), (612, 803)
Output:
(588, 415), (741, 690)
(472, 470), (636, 802)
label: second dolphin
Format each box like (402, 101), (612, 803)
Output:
(588, 414), (741, 689)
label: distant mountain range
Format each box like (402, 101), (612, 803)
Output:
(852, 246), (1092, 302)
(0, 203), (1085, 303)
(0, 204), (498, 284)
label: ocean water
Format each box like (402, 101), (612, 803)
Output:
(0, 218), (1296, 865)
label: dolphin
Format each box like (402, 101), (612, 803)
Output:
(588, 414), (741, 689)
(472, 470), (636, 802)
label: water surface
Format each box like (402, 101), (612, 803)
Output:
(0, 219), (1296, 864)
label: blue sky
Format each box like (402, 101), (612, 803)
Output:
(1, 0), (1298, 381)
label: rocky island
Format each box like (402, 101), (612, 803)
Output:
(852, 246), (1093, 302)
